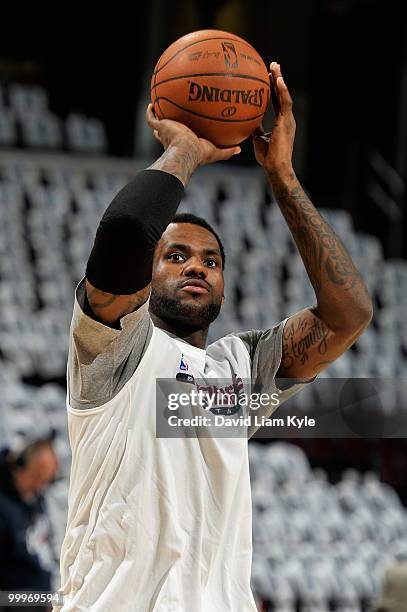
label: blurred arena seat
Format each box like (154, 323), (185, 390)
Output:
(250, 443), (407, 611)
(0, 81), (107, 153)
(65, 114), (107, 153)
(0, 108), (17, 146)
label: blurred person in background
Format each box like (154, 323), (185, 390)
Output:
(0, 432), (59, 612)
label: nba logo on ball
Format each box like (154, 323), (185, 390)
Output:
(221, 42), (238, 68)
(151, 29), (271, 147)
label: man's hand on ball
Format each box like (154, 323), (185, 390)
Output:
(146, 104), (240, 166)
(253, 62), (296, 177)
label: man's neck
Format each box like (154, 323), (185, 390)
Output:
(150, 314), (208, 349)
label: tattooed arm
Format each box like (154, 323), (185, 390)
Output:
(86, 105), (240, 325)
(253, 63), (373, 379)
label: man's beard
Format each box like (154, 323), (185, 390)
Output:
(149, 287), (221, 330)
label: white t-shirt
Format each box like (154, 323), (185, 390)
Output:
(55, 280), (307, 611)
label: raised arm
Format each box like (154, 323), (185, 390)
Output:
(253, 63), (373, 380)
(85, 106), (240, 326)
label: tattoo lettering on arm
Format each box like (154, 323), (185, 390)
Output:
(282, 315), (330, 368)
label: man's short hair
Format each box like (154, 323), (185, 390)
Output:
(171, 213), (226, 267)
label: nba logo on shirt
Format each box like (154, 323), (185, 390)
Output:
(179, 354), (188, 371)
(176, 354), (194, 383)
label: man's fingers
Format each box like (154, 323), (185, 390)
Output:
(252, 132), (268, 161)
(269, 63), (292, 115)
(216, 146), (241, 161)
(277, 75), (293, 113)
(254, 123), (265, 137)
(253, 124), (271, 143)
(146, 104), (160, 129)
(269, 61), (281, 79)
(269, 71), (281, 118)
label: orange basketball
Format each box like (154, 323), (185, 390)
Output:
(151, 30), (270, 148)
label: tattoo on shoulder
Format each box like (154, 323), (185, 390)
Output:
(87, 286), (149, 317)
(87, 288), (119, 310)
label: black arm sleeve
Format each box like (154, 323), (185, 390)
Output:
(85, 169), (184, 294)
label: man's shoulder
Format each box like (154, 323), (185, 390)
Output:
(207, 329), (269, 353)
(68, 277), (153, 410)
(206, 322), (287, 372)
(207, 331), (244, 347)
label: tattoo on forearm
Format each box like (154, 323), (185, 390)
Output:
(282, 316), (330, 368)
(148, 142), (200, 186)
(271, 175), (362, 292)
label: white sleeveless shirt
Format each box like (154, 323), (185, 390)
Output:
(56, 281), (307, 611)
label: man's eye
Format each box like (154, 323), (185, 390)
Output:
(168, 253), (185, 262)
(205, 259), (217, 268)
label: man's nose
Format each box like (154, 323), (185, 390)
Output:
(183, 257), (207, 278)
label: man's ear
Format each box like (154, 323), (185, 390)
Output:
(221, 296), (225, 305)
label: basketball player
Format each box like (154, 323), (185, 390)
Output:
(56, 63), (372, 611)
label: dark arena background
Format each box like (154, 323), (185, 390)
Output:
(0, 1), (406, 610)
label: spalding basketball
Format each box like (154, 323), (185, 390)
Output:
(151, 30), (270, 147)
